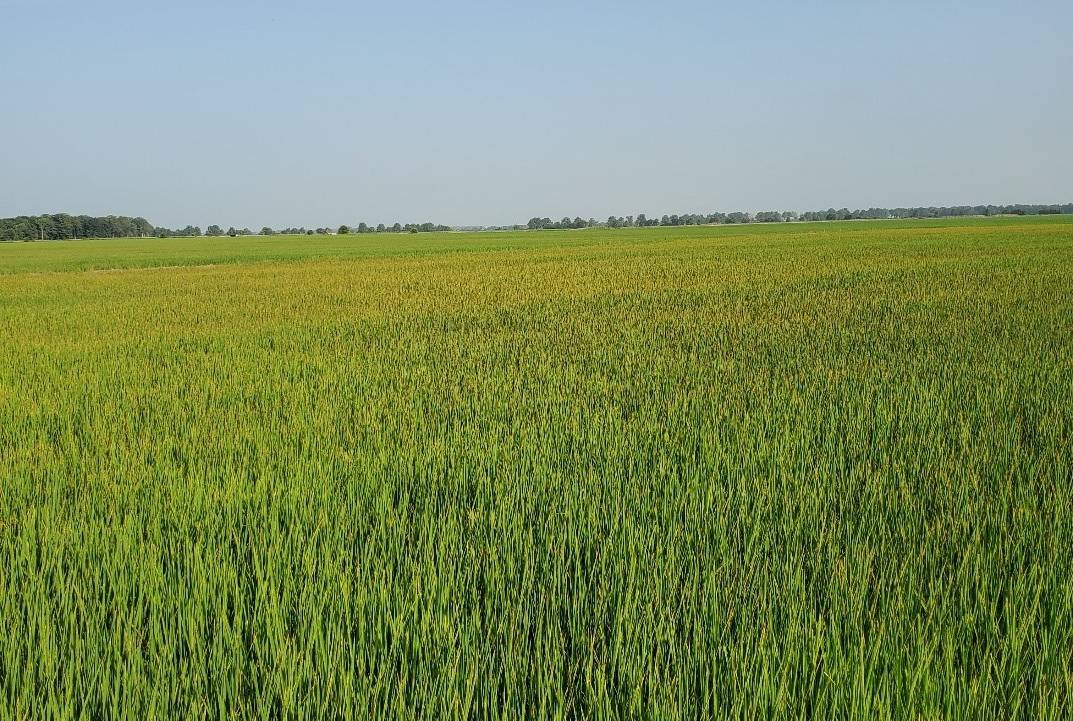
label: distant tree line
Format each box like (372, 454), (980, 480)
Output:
(528, 204), (1073, 230)
(526, 217), (601, 230)
(0, 214), (154, 241)
(796, 204), (1073, 221)
(155, 225), (204, 238)
(585, 212), (761, 229)
(337, 222), (452, 234)
(0, 215), (455, 241)
(531, 212), (792, 229)
(4, 204), (1072, 241)
(159, 226), (256, 237)
(184, 222), (451, 237)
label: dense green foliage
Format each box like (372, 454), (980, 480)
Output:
(0, 213), (154, 241)
(1, 218), (1071, 719)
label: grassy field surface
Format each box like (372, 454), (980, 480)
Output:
(1, 217), (1071, 718)
(1, 215), (1068, 274)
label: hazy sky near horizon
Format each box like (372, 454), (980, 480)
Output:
(2, 0), (1071, 228)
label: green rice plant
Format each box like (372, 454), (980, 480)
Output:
(0, 218), (1070, 719)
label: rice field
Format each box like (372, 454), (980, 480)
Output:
(1, 217), (1071, 719)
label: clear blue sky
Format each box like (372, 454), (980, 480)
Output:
(2, 0), (1071, 228)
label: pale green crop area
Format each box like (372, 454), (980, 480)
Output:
(1, 218), (1071, 719)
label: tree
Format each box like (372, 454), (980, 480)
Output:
(261, 227), (275, 235)
(376, 223), (386, 233)
(338, 225), (350, 235)
(206, 225), (222, 236)
(357, 222), (369, 233)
